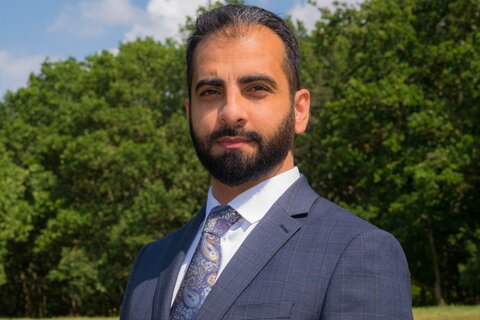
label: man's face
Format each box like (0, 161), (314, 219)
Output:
(187, 25), (301, 186)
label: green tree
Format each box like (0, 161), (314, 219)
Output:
(0, 38), (207, 316)
(0, 143), (33, 286)
(299, 0), (480, 305)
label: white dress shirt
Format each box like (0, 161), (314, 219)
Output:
(171, 167), (301, 305)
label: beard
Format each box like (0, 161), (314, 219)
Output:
(189, 108), (295, 186)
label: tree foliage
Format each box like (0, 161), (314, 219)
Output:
(0, 38), (207, 316)
(0, 0), (478, 315)
(297, 0), (480, 306)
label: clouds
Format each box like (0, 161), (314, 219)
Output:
(289, 1), (321, 31)
(50, 0), (209, 41)
(125, 0), (209, 41)
(0, 50), (46, 98)
(290, 0), (361, 30)
(50, 0), (141, 37)
(49, 0), (364, 42)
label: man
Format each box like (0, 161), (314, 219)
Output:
(121, 4), (413, 320)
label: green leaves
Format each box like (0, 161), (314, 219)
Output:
(299, 0), (480, 306)
(0, 37), (205, 316)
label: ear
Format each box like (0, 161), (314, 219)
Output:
(184, 99), (191, 118)
(293, 89), (310, 134)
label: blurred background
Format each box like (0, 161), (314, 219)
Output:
(0, 0), (478, 316)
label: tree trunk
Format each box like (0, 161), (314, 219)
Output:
(427, 227), (447, 306)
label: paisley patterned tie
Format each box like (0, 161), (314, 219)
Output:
(170, 205), (241, 320)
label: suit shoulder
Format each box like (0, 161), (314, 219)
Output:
(307, 196), (408, 262)
(310, 196), (377, 231)
(141, 223), (190, 255)
(285, 177), (377, 234)
(302, 195), (410, 256)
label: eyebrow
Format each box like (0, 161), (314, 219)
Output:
(239, 74), (278, 90)
(195, 78), (225, 92)
(194, 74), (279, 92)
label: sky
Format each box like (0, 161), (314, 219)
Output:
(0, 0), (360, 98)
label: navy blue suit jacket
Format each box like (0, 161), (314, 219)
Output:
(121, 176), (413, 319)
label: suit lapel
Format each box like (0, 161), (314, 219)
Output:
(152, 206), (206, 320)
(196, 177), (319, 320)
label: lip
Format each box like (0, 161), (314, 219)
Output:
(216, 136), (252, 149)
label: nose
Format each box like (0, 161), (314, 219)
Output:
(218, 88), (247, 128)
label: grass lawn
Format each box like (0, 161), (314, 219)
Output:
(2, 305), (480, 319)
(413, 305), (480, 320)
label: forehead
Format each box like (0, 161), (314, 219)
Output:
(191, 24), (288, 81)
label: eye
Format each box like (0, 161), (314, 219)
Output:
(245, 84), (272, 98)
(200, 89), (221, 96)
(248, 85), (268, 92)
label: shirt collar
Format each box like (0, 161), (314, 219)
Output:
(206, 167), (300, 224)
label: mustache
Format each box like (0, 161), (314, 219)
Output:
(207, 127), (262, 144)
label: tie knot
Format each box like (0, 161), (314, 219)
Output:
(203, 205), (241, 237)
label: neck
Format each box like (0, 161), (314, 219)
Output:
(211, 153), (294, 204)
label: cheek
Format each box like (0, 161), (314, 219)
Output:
(254, 103), (290, 130)
(190, 109), (218, 136)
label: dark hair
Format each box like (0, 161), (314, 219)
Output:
(186, 4), (300, 99)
